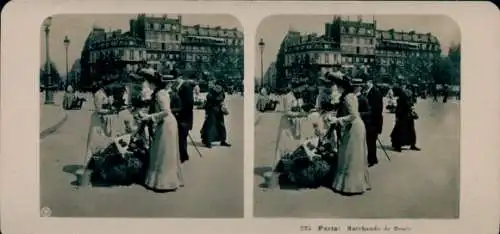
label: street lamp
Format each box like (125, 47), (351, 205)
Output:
(64, 35), (70, 88)
(43, 16), (54, 104)
(258, 38), (265, 90)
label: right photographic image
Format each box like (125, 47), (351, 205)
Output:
(254, 15), (461, 218)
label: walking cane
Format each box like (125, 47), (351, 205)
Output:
(377, 137), (391, 161)
(188, 133), (203, 158)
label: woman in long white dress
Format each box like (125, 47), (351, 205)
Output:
(81, 83), (114, 186)
(138, 68), (184, 192)
(328, 74), (371, 195)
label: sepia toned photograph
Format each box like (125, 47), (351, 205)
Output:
(39, 14), (244, 218)
(254, 15), (461, 218)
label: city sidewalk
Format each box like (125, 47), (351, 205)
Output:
(40, 92), (68, 138)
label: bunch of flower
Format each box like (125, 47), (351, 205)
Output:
(90, 132), (149, 186)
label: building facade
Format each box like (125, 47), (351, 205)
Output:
(264, 61), (277, 89)
(80, 27), (147, 88)
(324, 16), (377, 75)
(375, 29), (441, 83)
(284, 32), (342, 85)
(181, 24), (244, 80)
(80, 15), (244, 88)
(129, 14), (183, 72)
(275, 30), (342, 87)
(274, 16), (442, 87)
(67, 58), (81, 87)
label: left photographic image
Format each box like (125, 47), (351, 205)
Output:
(39, 14), (244, 218)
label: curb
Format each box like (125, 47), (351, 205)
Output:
(40, 110), (68, 139)
(254, 113), (263, 125)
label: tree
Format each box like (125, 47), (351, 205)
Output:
(403, 54), (435, 85)
(431, 56), (453, 85)
(209, 46), (244, 89)
(40, 61), (62, 90)
(448, 44), (461, 85)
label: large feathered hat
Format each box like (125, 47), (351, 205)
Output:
(329, 71), (353, 89)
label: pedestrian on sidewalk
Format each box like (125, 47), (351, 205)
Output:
(201, 79), (231, 148)
(361, 78), (384, 167)
(170, 69), (194, 163)
(62, 85), (76, 110)
(390, 85), (421, 152)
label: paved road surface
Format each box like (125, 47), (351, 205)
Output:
(254, 98), (460, 218)
(40, 95), (244, 218)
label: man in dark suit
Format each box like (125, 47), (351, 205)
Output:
(171, 69), (194, 163)
(363, 78), (384, 167)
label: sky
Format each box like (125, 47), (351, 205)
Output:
(40, 14), (243, 76)
(255, 15), (461, 77)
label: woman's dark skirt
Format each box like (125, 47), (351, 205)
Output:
(390, 118), (417, 147)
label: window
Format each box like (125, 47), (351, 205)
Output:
(341, 26), (346, 33)
(364, 58), (368, 63)
(349, 27), (355, 34)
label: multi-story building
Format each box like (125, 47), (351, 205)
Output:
(274, 16), (442, 87)
(67, 58), (81, 87)
(181, 24), (244, 80)
(180, 34), (225, 74)
(324, 16), (377, 75)
(277, 30), (342, 87)
(129, 14), (183, 72)
(80, 27), (147, 88)
(375, 29), (441, 82)
(263, 61), (277, 89)
(80, 15), (244, 89)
